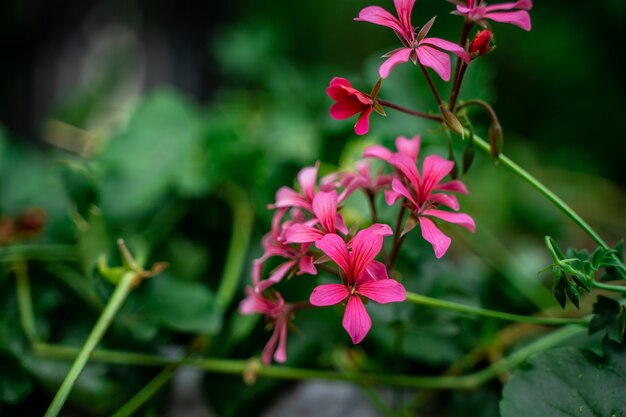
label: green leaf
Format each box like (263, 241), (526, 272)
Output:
(0, 353), (33, 404)
(500, 343), (626, 417)
(75, 205), (111, 276)
(590, 296), (626, 343)
(552, 270), (567, 309)
(140, 273), (221, 334)
(98, 89), (203, 219)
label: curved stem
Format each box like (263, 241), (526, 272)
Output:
(0, 244), (77, 263)
(111, 365), (178, 417)
(449, 22), (473, 110)
(418, 64), (444, 108)
(380, 99), (626, 276)
(44, 271), (138, 417)
(32, 324), (584, 390)
(591, 281), (626, 294)
(378, 99), (443, 122)
(405, 291), (589, 326)
(13, 259), (39, 344)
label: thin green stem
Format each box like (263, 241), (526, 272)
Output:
(470, 135), (626, 276)
(591, 281), (626, 294)
(215, 184), (255, 313)
(32, 324), (583, 390)
(13, 259), (39, 344)
(44, 271), (138, 417)
(111, 365), (179, 417)
(405, 291), (589, 326)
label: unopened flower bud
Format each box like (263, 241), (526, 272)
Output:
(439, 105), (465, 136)
(470, 30), (493, 58)
(488, 122), (504, 160)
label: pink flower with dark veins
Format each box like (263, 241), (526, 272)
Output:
(284, 190), (348, 244)
(252, 209), (317, 293)
(450, 0), (533, 31)
(355, 1), (470, 80)
(309, 225), (406, 344)
(240, 288), (291, 364)
(386, 153), (475, 258)
(327, 77), (375, 135)
(364, 134), (422, 163)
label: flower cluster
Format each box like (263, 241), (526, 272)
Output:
(242, 0), (533, 363)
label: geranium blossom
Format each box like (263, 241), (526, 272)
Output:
(284, 190), (348, 244)
(309, 225), (406, 344)
(364, 134), (421, 162)
(450, 0), (533, 31)
(356, 1), (470, 80)
(386, 153), (475, 258)
(239, 288), (291, 364)
(327, 77), (375, 135)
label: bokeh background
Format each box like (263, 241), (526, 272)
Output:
(1, 0), (625, 416)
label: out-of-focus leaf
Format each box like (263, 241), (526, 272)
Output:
(0, 353), (33, 404)
(590, 296), (626, 343)
(98, 89), (203, 219)
(500, 342), (626, 417)
(141, 273), (220, 334)
(75, 205), (110, 276)
(60, 162), (100, 220)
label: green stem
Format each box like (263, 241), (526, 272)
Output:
(419, 64), (444, 108)
(111, 365), (179, 417)
(14, 259), (39, 344)
(215, 184), (255, 313)
(43, 271), (137, 417)
(32, 324), (583, 390)
(470, 135), (626, 276)
(591, 281), (626, 294)
(405, 291), (589, 326)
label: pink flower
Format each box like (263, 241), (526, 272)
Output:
(451, 0), (533, 31)
(386, 153), (476, 258)
(240, 288), (291, 364)
(341, 160), (393, 196)
(252, 209), (317, 293)
(327, 77), (375, 135)
(309, 225), (406, 344)
(284, 190), (348, 244)
(356, 2), (470, 80)
(271, 163), (321, 212)
(364, 134), (422, 162)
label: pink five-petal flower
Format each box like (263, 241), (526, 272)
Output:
(309, 225), (405, 344)
(239, 288), (291, 364)
(327, 77), (375, 135)
(386, 153), (475, 258)
(356, 4), (470, 80)
(283, 190), (348, 244)
(452, 0), (533, 31)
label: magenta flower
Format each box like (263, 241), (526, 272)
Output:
(252, 209), (317, 293)
(450, 0), (533, 31)
(364, 134), (422, 163)
(240, 288), (291, 364)
(309, 225), (406, 344)
(284, 190), (349, 244)
(386, 153), (475, 258)
(271, 163), (321, 212)
(327, 77), (375, 135)
(356, 2), (470, 80)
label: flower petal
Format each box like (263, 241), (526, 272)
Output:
(429, 193), (460, 210)
(415, 45), (452, 81)
(312, 190), (339, 233)
(364, 144), (393, 161)
(485, 0), (532, 12)
(485, 10), (531, 31)
(362, 260), (390, 282)
(316, 233), (351, 274)
(273, 186), (311, 210)
(421, 37), (470, 64)
(435, 179), (469, 194)
(297, 164), (319, 203)
(423, 209), (476, 232)
(379, 48), (412, 79)
(342, 295), (372, 344)
(421, 155), (455, 196)
(395, 135), (421, 161)
(394, 0), (416, 36)
(358, 279), (406, 304)
(419, 217), (451, 259)
(297, 255), (317, 276)
(273, 316), (288, 363)
(284, 223), (324, 244)
(355, 5), (403, 34)
(349, 225), (388, 280)
(327, 77), (352, 100)
(389, 153), (421, 187)
(255, 260), (297, 292)
(354, 106), (373, 136)
(390, 177), (418, 207)
(330, 99), (364, 120)
(310, 283), (350, 306)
